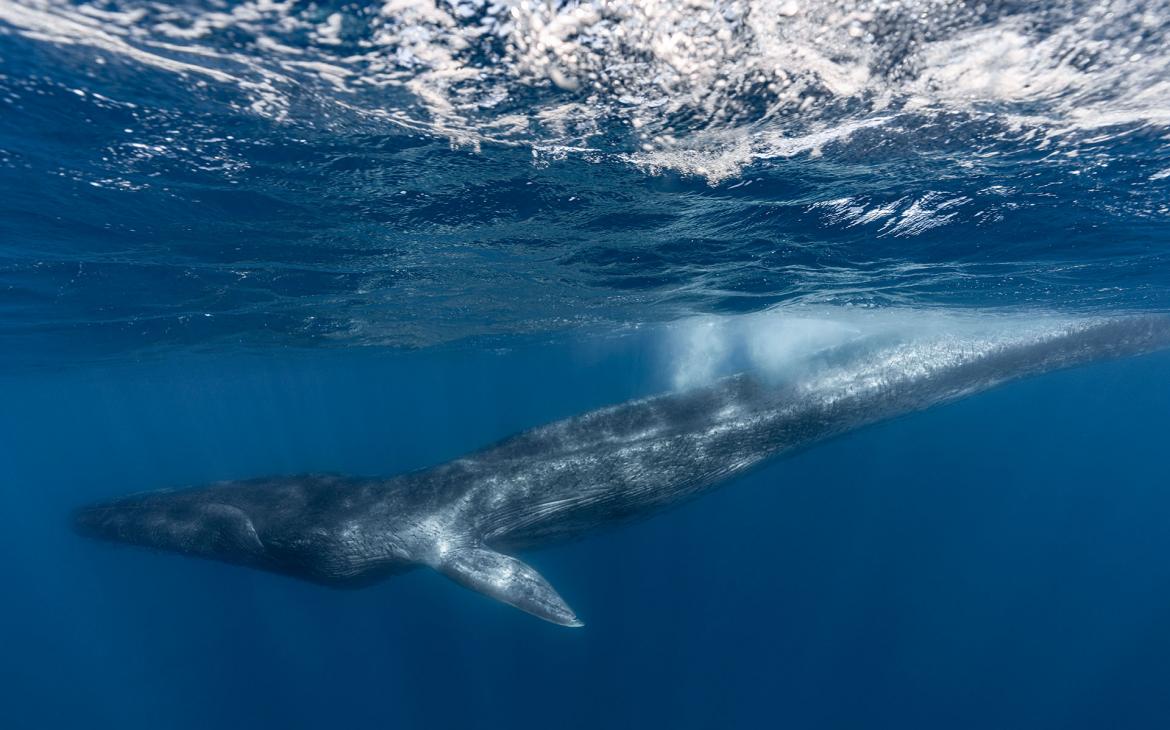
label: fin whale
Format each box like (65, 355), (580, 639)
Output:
(74, 314), (1170, 627)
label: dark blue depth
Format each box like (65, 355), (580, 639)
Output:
(2, 336), (1169, 729)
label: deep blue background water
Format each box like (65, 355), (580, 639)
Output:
(2, 336), (1170, 729)
(4, 1), (1170, 728)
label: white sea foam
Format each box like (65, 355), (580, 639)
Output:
(2, 0), (1168, 181)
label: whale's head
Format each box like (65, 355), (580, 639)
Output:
(74, 473), (584, 625)
(72, 475), (416, 585)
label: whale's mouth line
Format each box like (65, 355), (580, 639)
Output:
(72, 498), (267, 557)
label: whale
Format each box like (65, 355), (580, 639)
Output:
(74, 314), (1170, 627)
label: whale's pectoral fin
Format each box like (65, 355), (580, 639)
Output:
(434, 546), (584, 628)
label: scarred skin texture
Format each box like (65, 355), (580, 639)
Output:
(74, 315), (1170, 626)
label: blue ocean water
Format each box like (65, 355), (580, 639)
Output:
(2, 1), (1170, 728)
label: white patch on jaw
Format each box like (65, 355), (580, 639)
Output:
(339, 521), (360, 541)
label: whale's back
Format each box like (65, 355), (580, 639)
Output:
(470, 314), (1170, 549)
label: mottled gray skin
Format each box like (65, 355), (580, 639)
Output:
(74, 316), (1170, 626)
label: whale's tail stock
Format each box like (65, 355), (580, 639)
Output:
(1048, 314), (1170, 362)
(956, 313), (1170, 390)
(982, 313), (1170, 399)
(773, 311), (1170, 417)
